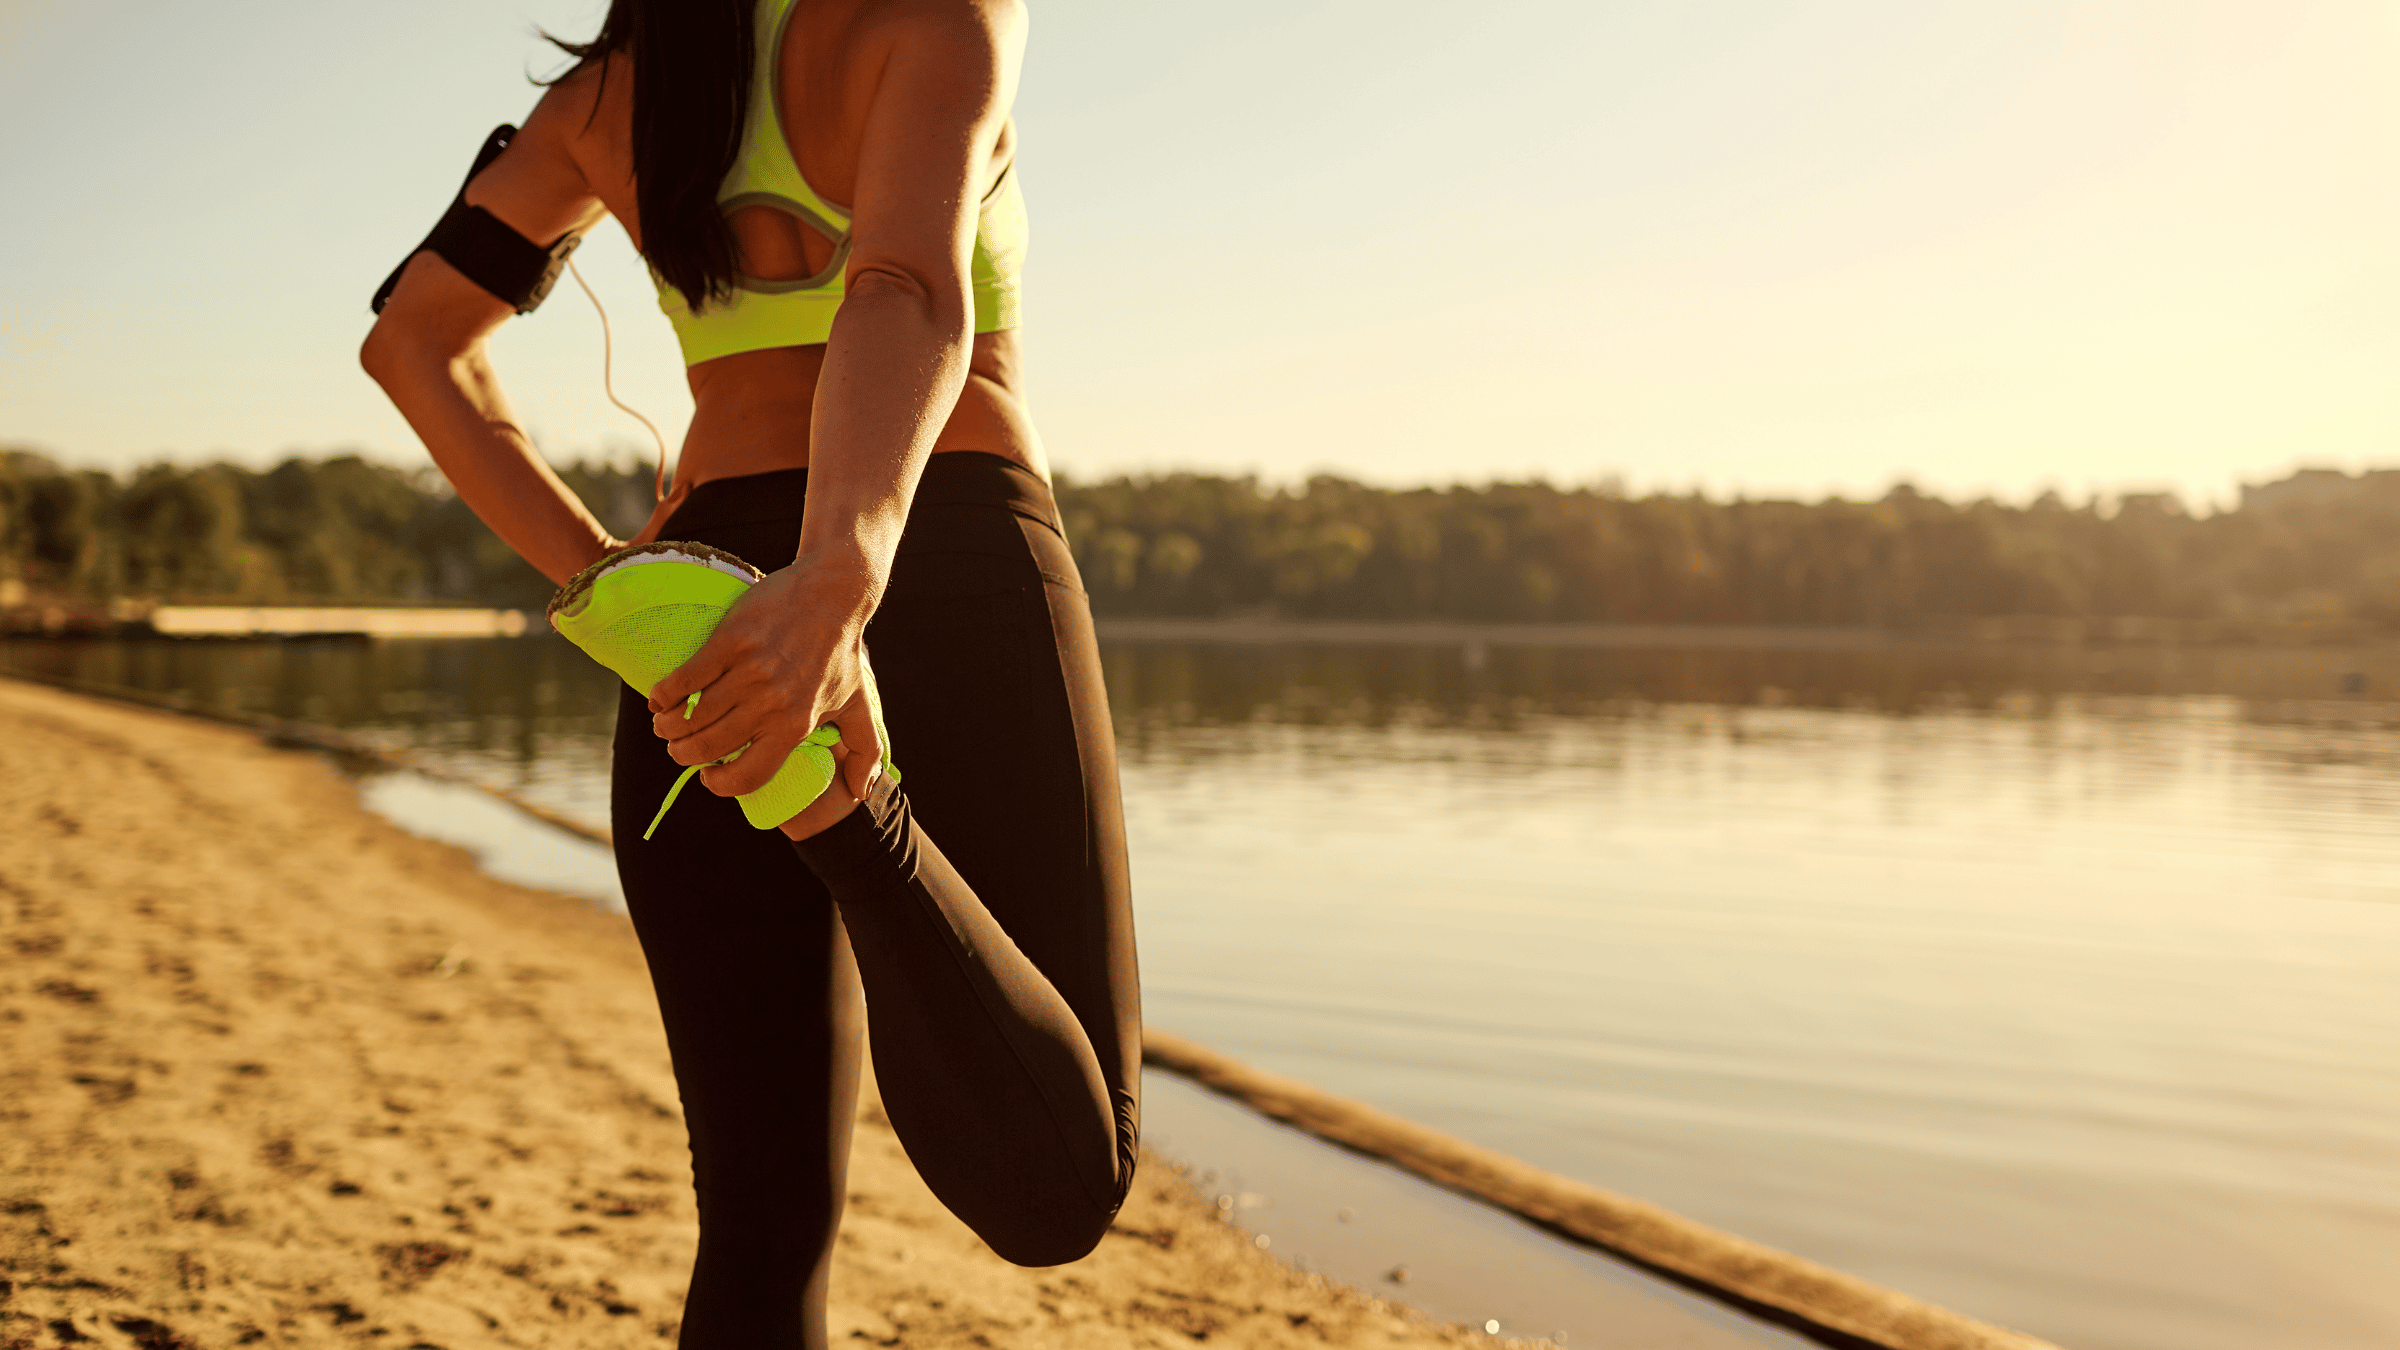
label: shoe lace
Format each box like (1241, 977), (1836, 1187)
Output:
(643, 763), (713, 841)
(641, 692), (848, 840)
(642, 690), (715, 842)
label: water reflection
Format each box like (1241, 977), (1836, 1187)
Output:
(0, 631), (615, 741)
(10, 632), (2397, 752)
(1100, 639), (2400, 735)
(0, 634), (624, 822)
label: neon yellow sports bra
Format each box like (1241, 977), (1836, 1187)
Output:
(654, 0), (1027, 366)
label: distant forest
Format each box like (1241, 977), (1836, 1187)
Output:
(5, 446), (2398, 635)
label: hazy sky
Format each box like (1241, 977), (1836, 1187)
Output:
(4, 0), (2398, 507)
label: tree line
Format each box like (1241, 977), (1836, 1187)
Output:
(0, 448), (656, 612)
(4, 446), (2396, 632)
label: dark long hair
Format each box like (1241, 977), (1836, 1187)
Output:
(545, 1), (754, 311)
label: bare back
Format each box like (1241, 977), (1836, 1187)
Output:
(480, 0), (1042, 530)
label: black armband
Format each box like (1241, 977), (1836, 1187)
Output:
(369, 124), (581, 316)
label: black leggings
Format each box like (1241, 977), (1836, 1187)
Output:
(609, 454), (1141, 1349)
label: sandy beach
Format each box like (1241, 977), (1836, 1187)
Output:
(0, 675), (1515, 1350)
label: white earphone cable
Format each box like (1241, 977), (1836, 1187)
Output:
(565, 255), (672, 505)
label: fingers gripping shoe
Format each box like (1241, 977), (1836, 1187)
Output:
(546, 542), (899, 837)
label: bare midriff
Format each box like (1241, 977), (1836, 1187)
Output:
(676, 327), (1044, 496)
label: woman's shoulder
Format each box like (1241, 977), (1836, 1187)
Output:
(847, 0), (1026, 65)
(445, 51), (634, 245)
(511, 53), (636, 217)
(524, 51), (631, 153)
(835, 0), (1027, 128)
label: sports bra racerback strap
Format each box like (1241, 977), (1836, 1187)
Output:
(653, 0), (1025, 366)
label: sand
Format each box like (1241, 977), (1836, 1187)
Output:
(0, 676), (1510, 1350)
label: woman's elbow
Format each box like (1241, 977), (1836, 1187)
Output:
(359, 332), (388, 388)
(846, 262), (970, 335)
(360, 315), (475, 396)
(981, 1199), (1118, 1269)
(358, 316), (412, 390)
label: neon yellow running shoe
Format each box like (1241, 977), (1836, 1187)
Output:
(547, 542), (898, 837)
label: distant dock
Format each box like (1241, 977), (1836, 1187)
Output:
(146, 606), (533, 638)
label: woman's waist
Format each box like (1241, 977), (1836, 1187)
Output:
(674, 425), (1041, 490)
(678, 352), (1042, 489)
(665, 450), (1062, 539)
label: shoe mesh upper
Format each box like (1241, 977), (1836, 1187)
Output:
(582, 604), (727, 695)
(550, 556), (898, 832)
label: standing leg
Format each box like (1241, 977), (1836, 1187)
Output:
(613, 684), (864, 1349)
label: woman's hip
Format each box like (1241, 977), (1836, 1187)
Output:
(636, 448), (1097, 756)
(655, 452), (1071, 569)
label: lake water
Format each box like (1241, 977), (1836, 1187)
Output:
(9, 632), (2400, 1350)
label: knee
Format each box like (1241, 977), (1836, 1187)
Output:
(979, 1198), (1117, 1268)
(918, 1112), (1133, 1267)
(951, 1161), (1125, 1268)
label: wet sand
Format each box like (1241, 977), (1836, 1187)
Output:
(0, 676), (1517, 1349)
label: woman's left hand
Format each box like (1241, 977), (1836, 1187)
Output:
(643, 559), (884, 809)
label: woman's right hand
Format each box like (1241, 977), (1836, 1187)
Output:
(642, 555), (887, 821)
(768, 701), (883, 841)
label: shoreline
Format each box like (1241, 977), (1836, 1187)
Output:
(0, 676), (1512, 1349)
(0, 673), (2052, 1350)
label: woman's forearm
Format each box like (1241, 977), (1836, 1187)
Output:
(632, 272), (970, 799)
(796, 270), (973, 621)
(363, 333), (620, 586)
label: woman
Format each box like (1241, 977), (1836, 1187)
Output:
(360, 2), (1140, 1345)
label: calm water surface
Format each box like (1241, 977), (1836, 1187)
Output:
(9, 634), (2400, 1350)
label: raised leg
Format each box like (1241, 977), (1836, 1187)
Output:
(789, 504), (1142, 1266)
(792, 779), (1125, 1263)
